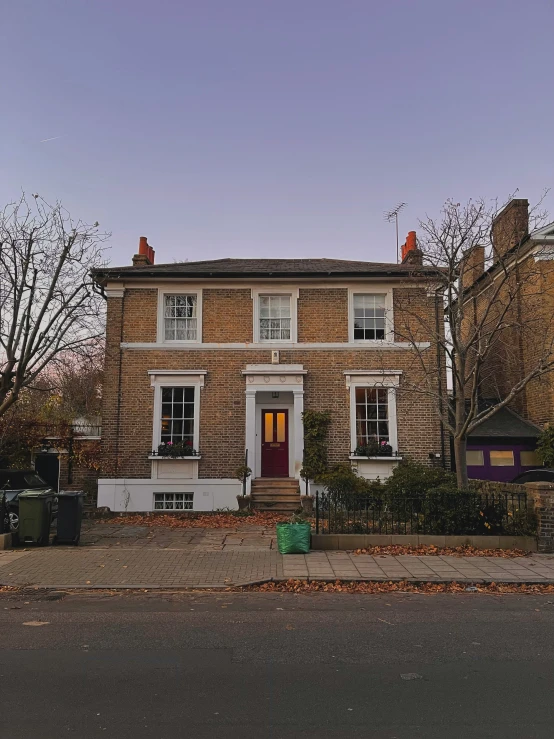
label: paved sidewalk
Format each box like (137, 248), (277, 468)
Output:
(2, 539), (554, 588)
(80, 522), (276, 550)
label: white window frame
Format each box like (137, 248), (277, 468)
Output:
(157, 287), (203, 344)
(345, 371), (400, 454)
(148, 370), (206, 453)
(153, 492), (194, 510)
(348, 288), (394, 343)
(252, 287), (299, 344)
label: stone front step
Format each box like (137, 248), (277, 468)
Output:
(251, 478), (301, 512)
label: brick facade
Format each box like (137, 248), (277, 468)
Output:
(100, 283), (446, 481)
(95, 259), (449, 510)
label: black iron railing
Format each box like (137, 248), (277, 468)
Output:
(315, 489), (535, 537)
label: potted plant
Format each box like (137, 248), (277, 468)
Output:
(276, 512), (311, 554)
(234, 464), (252, 511)
(300, 488), (314, 515)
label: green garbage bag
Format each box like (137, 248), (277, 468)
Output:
(276, 522), (311, 554)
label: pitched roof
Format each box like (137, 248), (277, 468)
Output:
(93, 257), (442, 281)
(468, 407), (541, 440)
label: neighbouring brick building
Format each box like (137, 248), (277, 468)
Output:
(461, 199), (554, 480)
(92, 235), (447, 512)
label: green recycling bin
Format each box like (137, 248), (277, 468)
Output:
(53, 491), (84, 545)
(18, 489), (55, 546)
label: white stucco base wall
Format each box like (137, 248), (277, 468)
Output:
(97, 478), (241, 513)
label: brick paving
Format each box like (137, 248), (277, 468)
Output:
(1, 523), (554, 589)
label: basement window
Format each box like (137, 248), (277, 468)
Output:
(154, 493), (194, 510)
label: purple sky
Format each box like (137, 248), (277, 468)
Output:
(3, 0), (553, 267)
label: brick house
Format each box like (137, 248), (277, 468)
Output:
(92, 235), (446, 512)
(461, 199), (554, 480)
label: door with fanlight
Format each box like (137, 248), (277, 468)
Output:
(261, 409), (289, 477)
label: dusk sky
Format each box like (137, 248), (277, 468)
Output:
(3, 0), (553, 266)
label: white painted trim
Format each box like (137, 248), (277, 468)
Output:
(533, 245), (554, 261)
(156, 287), (203, 345)
(147, 370), (208, 377)
(121, 341), (431, 351)
(254, 402), (294, 478)
(348, 287), (394, 343)
(347, 374), (400, 454)
(245, 383), (304, 483)
(252, 287), (299, 344)
(242, 364), (307, 375)
(105, 287), (125, 298)
(97, 477), (241, 512)
(344, 371), (401, 390)
(106, 278), (436, 291)
(343, 370), (402, 377)
(149, 372), (205, 453)
(530, 221), (554, 243)
(349, 455), (403, 461)
(148, 455), (202, 460)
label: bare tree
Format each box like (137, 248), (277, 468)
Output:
(0, 194), (108, 418)
(394, 195), (554, 489)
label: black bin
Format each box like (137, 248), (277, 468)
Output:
(0, 491), (7, 534)
(53, 491), (84, 545)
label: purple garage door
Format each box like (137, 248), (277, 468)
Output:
(466, 445), (540, 483)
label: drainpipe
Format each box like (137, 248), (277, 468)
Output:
(435, 292), (446, 468)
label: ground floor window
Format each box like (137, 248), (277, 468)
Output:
(520, 450), (540, 466)
(161, 387), (195, 445)
(489, 450), (514, 467)
(154, 492), (194, 510)
(355, 387), (389, 444)
(466, 450), (484, 466)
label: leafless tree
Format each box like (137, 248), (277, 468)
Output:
(394, 195), (554, 489)
(0, 194), (108, 418)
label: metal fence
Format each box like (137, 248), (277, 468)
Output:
(315, 489), (535, 537)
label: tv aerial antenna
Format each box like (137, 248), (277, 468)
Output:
(384, 202), (407, 263)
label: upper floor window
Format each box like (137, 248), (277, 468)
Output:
(164, 294), (197, 341)
(259, 295), (291, 341)
(353, 294), (386, 340)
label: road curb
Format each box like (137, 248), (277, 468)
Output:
(3, 575), (554, 590)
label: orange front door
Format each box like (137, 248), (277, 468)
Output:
(261, 409), (289, 477)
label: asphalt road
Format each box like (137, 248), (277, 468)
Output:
(1, 590), (554, 738)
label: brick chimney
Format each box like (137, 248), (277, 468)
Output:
(462, 245), (485, 289)
(132, 236), (155, 267)
(401, 230), (423, 266)
(492, 198), (529, 258)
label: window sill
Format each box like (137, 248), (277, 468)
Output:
(149, 455), (201, 461)
(349, 455), (403, 461)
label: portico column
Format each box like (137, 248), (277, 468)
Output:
(293, 388), (304, 479)
(245, 389), (257, 494)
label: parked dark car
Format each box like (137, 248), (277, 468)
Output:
(511, 469), (554, 484)
(0, 470), (58, 533)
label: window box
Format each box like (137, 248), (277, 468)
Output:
(349, 455), (403, 461)
(148, 454), (202, 460)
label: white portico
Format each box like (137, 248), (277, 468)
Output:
(242, 364), (306, 494)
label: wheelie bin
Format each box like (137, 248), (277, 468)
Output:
(18, 489), (55, 546)
(53, 490), (84, 545)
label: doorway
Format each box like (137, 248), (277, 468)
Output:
(261, 409), (289, 477)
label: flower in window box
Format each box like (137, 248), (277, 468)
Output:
(155, 441), (198, 457)
(353, 439), (393, 457)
